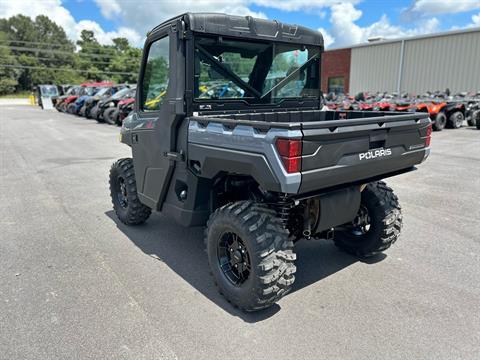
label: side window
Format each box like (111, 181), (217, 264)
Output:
(141, 36), (169, 111)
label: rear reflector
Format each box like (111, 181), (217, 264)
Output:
(425, 123), (432, 147)
(275, 138), (302, 173)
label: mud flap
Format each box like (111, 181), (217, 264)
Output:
(314, 186), (361, 233)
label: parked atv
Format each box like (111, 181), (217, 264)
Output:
(109, 13), (431, 312)
(69, 87), (100, 115)
(93, 87), (136, 123)
(51, 84), (73, 108)
(416, 100), (465, 131)
(465, 95), (480, 126)
(83, 85), (125, 118)
(116, 98), (135, 125)
(55, 85), (83, 112)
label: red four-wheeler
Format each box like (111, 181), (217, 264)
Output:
(416, 101), (465, 131)
(109, 13), (432, 311)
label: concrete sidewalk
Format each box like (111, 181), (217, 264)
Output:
(0, 98), (31, 106)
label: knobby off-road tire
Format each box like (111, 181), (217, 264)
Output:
(86, 105), (95, 119)
(473, 110), (480, 129)
(93, 105), (104, 122)
(109, 158), (151, 225)
(448, 111), (464, 129)
(78, 105), (87, 117)
(67, 103), (76, 114)
(334, 181), (402, 258)
(104, 108), (117, 125)
(205, 201), (296, 311)
(433, 112), (446, 131)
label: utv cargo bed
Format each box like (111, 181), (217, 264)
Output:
(188, 110), (431, 194)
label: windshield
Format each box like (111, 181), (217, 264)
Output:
(66, 87), (79, 95)
(79, 87), (97, 96)
(111, 87), (132, 99)
(86, 87), (97, 95)
(39, 85), (58, 97)
(94, 87), (110, 96)
(194, 36), (320, 102)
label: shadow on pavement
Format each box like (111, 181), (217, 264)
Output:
(106, 210), (385, 322)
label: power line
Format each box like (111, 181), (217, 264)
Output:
(0, 39), (140, 53)
(0, 45), (140, 60)
(0, 64), (137, 76)
(0, 39), (75, 48)
(0, 55), (139, 66)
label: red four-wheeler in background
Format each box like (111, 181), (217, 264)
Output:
(416, 100), (465, 131)
(109, 13), (432, 311)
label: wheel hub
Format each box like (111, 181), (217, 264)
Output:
(117, 176), (128, 208)
(351, 205), (371, 235)
(218, 232), (251, 285)
(231, 249), (242, 263)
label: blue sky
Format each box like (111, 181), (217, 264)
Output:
(1, 1), (480, 48)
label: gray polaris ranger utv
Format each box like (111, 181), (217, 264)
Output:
(110, 13), (432, 311)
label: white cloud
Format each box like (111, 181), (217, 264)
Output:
(472, 12), (480, 25)
(0, 0), (477, 51)
(407, 0), (480, 15)
(327, 2), (440, 47)
(92, 0), (354, 49)
(252, 0), (359, 12)
(318, 27), (334, 48)
(75, 20), (142, 45)
(109, 0), (270, 40)
(0, 0), (142, 46)
(94, 0), (122, 20)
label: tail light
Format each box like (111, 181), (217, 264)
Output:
(275, 138), (302, 173)
(425, 123), (432, 147)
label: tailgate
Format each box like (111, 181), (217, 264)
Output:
(299, 113), (431, 193)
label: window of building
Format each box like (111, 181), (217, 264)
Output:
(327, 76), (345, 94)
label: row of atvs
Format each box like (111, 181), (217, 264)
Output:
(51, 82), (136, 125)
(48, 85), (480, 131)
(325, 91), (480, 130)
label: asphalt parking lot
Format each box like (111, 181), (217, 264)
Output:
(1, 105), (479, 360)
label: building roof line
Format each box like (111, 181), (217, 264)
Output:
(326, 26), (480, 51)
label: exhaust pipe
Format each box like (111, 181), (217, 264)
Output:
(303, 205), (312, 240)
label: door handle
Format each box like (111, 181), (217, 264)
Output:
(164, 150), (184, 162)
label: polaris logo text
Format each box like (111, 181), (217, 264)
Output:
(359, 148), (392, 160)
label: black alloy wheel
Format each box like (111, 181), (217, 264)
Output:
(217, 232), (251, 286)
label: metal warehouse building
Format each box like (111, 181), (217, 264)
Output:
(321, 27), (480, 95)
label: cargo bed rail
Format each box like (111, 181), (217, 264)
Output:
(190, 111), (430, 131)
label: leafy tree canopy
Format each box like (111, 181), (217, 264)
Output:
(0, 15), (141, 94)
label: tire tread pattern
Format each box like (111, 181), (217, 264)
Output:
(334, 181), (402, 257)
(109, 158), (151, 225)
(205, 201), (296, 311)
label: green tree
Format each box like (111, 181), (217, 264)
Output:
(0, 15), (143, 93)
(0, 15), (79, 90)
(0, 31), (18, 94)
(108, 38), (141, 83)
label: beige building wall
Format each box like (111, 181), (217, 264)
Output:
(347, 28), (480, 94)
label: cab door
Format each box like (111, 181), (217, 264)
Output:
(131, 29), (179, 210)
